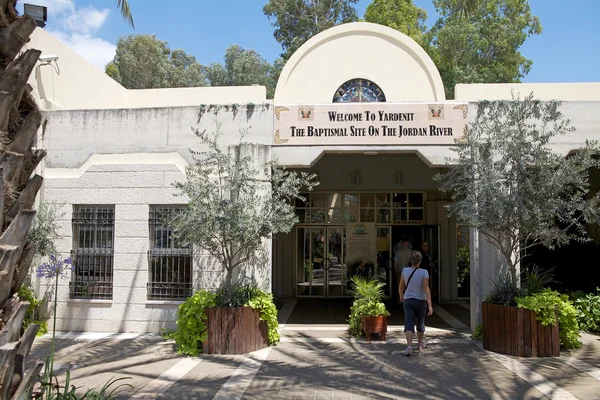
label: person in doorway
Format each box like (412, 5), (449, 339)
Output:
(398, 250), (433, 356)
(420, 241), (432, 277)
(393, 236), (412, 301)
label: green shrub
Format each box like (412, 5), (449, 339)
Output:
(172, 286), (280, 356)
(172, 290), (216, 356)
(348, 276), (390, 337)
(571, 288), (600, 333)
(487, 266), (554, 306)
(472, 324), (483, 340)
(348, 298), (390, 337)
(248, 290), (280, 344)
(17, 285), (48, 337)
(487, 280), (523, 306)
(215, 284), (262, 307)
(516, 288), (581, 349)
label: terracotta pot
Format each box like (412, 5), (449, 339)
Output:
(202, 306), (269, 355)
(482, 303), (560, 357)
(361, 315), (388, 341)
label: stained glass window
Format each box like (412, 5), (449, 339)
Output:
(333, 79), (386, 103)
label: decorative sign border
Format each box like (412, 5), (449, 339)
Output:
(273, 103), (468, 146)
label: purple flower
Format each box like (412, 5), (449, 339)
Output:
(36, 254), (73, 279)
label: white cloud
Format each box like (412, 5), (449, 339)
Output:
(49, 30), (116, 71)
(33, 1), (116, 70)
(64, 7), (110, 34)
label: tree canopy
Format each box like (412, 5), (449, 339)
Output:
(105, 34), (207, 89)
(106, 36), (278, 97)
(426, 0), (542, 98)
(362, 0), (541, 98)
(364, 0), (428, 45)
(264, 0), (360, 60)
(205, 45), (278, 98)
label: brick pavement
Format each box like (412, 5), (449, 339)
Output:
(28, 300), (600, 400)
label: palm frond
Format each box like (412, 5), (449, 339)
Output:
(115, 0), (134, 28)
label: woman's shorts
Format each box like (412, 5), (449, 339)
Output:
(403, 298), (427, 332)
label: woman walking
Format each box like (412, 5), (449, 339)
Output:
(398, 250), (433, 356)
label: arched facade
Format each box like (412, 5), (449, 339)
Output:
(274, 22), (446, 104)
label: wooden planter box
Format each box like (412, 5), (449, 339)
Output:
(202, 306), (268, 355)
(362, 316), (388, 341)
(482, 303), (560, 357)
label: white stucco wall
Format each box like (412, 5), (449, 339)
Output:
(39, 105), (275, 333)
(42, 163), (187, 332)
(42, 152), (273, 333)
(274, 22), (446, 104)
(42, 104), (273, 169)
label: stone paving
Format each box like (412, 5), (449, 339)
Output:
(28, 300), (600, 400)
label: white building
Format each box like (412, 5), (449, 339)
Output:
(28, 22), (600, 333)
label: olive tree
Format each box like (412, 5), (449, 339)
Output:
(170, 126), (317, 289)
(437, 93), (600, 287)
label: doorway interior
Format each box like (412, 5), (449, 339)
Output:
(390, 226), (440, 302)
(295, 224), (440, 301)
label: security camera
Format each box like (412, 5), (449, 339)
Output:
(39, 54), (58, 63)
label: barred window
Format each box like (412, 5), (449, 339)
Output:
(148, 206), (192, 301)
(70, 206), (115, 300)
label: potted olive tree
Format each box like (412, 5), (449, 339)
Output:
(437, 94), (599, 356)
(169, 124), (317, 354)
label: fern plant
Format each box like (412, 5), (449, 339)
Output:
(348, 276), (390, 337)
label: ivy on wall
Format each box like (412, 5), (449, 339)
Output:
(197, 103), (271, 122)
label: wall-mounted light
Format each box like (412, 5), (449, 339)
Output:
(396, 173), (403, 186)
(348, 171), (361, 186)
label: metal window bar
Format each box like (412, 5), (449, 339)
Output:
(70, 206), (115, 300)
(147, 206), (192, 301)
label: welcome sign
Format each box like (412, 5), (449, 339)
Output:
(273, 103), (468, 146)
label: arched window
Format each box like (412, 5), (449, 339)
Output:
(333, 78), (386, 103)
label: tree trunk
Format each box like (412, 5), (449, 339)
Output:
(0, 3), (46, 399)
(225, 268), (233, 290)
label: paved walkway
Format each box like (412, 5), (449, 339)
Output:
(29, 300), (600, 400)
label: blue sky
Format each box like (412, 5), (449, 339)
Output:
(24, 0), (599, 82)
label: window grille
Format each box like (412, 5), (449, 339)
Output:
(70, 206), (115, 300)
(148, 206), (192, 300)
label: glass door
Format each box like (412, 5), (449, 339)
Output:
(422, 226), (441, 302)
(376, 227), (392, 297)
(296, 226), (347, 297)
(326, 227), (346, 297)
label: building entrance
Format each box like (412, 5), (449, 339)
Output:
(295, 223), (441, 301)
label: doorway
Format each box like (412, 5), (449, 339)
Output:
(296, 226), (348, 297)
(295, 224), (440, 300)
(390, 225), (441, 302)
